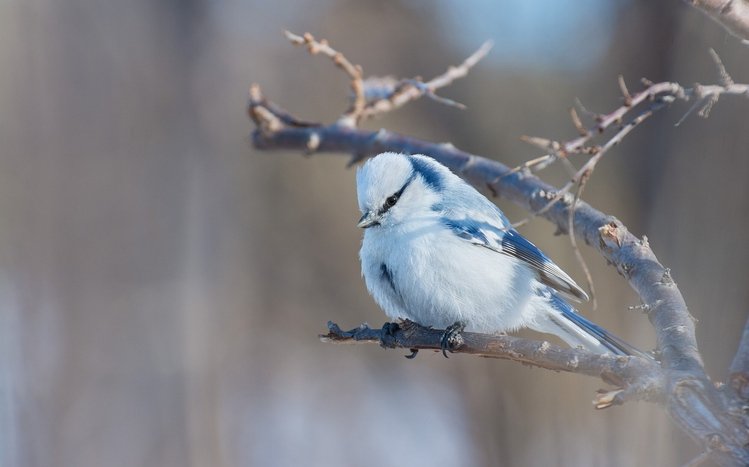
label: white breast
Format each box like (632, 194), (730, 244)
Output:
(360, 218), (538, 333)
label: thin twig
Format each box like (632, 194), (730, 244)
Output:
(513, 92), (675, 227)
(570, 106), (587, 136)
(709, 48), (735, 87)
(520, 59), (747, 175)
(618, 75), (633, 106)
(284, 31), (365, 127)
(568, 171), (598, 310)
(359, 41), (493, 119)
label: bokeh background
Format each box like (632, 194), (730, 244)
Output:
(1, 1), (748, 466)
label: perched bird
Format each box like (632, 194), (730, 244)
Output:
(356, 152), (641, 356)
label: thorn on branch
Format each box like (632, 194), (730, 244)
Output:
(594, 388), (625, 409)
(698, 93), (719, 119)
(709, 48), (735, 87)
(618, 75), (633, 107)
(520, 135), (561, 153)
(574, 97), (599, 121)
(570, 107), (588, 136)
(504, 155), (557, 180)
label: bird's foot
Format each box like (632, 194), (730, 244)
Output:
(440, 321), (466, 358)
(380, 322), (421, 358)
(379, 322), (400, 349)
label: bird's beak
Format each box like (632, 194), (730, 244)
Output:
(357, 211), (379, 229)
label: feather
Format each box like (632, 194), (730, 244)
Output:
(442, 218), (589, 302)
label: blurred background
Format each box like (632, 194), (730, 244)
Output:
(1, 1), (748, 466)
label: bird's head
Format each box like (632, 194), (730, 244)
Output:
(355, 152), (448, 229)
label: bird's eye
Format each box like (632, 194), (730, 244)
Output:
(385, 194), (399, 209)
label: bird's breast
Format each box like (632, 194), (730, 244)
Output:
(360, 223), (535, 332)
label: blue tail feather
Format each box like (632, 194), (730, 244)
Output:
(550, 295), (648, 358)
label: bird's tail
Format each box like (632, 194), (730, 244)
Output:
(531, 294), (648, 357)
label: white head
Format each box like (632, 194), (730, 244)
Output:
(355, 152), (451, 229)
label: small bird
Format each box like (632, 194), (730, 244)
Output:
(356, 152), (641, 356)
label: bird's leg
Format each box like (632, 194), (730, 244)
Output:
(379, 321), (400, 349)
(440, 321), (466, 358)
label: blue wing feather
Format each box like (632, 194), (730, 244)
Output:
(441, 217), (589, 302)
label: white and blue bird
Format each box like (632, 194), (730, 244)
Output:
(356, 152), (640, 356)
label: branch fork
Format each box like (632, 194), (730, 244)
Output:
(250, 31), (749, 466)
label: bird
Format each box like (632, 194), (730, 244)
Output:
(356, 151), (642, 357)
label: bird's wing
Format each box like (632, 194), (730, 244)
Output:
(442, 218), (589, 302)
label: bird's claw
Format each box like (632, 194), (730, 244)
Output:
(379, 322), (400, 349)
(440, 321), (466, 358)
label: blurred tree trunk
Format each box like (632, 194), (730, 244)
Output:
(0, 1), (208, 466)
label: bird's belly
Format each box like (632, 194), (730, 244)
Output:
(365, 228), (535, 333)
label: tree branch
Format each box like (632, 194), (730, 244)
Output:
(358, 40), (493, 120)
(685, 0), (749, 43)
(249, 33), (749, 465)
(515, 70), (748, 225)
(284, 31), (366, 127)
(250, 95), (749, 465)
(251, 108), (702, 371)
(322, 320), (664, 408)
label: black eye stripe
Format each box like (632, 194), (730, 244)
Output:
(379, 172), (415, 214)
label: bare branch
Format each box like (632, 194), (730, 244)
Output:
(284, 31), (365, 127)
(359, 41), (493, 119)
(709, 48), (735, 86)
(685, 0), (749, 43)
(322, 320), (664, 406)
(250, 106), (702, 371)
(251, 116), (749, 464)
(512, 94), (671, 228)
(514, 61), (749, 223)
(248, 83), (317, 130)
(249, 36), (749, 465)
(567, 172), (597, 310)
